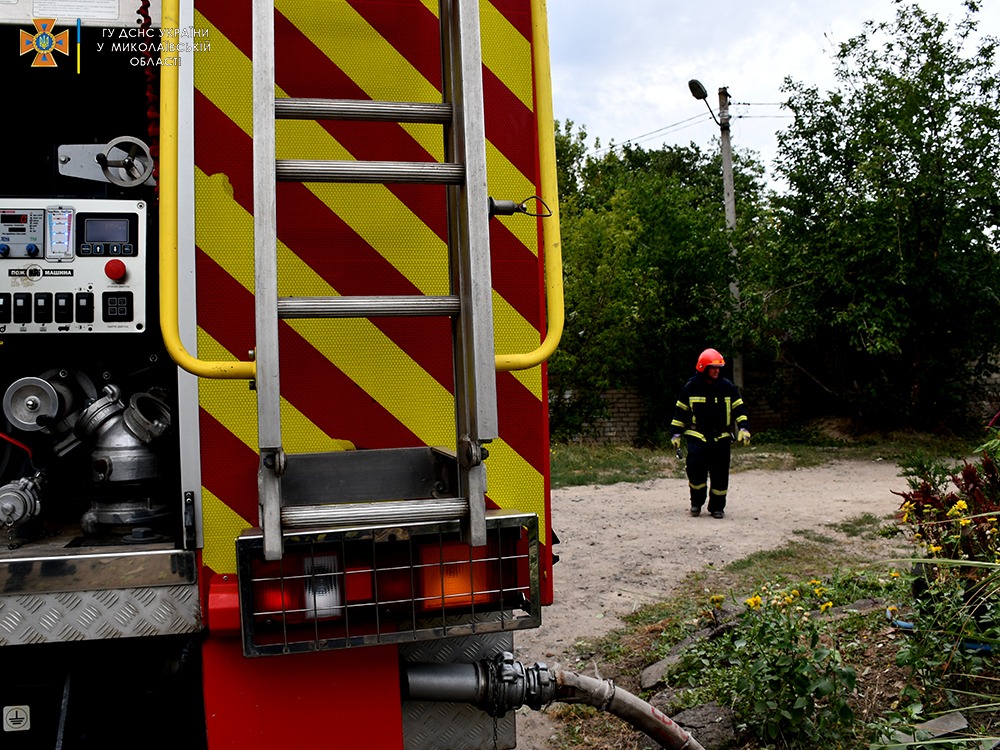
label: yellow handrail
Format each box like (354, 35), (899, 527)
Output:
(159, 0), (256, 379)
(494, 0), (564, 372)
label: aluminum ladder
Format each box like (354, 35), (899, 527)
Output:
(251, 0), (497, 560)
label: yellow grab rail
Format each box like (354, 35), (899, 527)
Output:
(159, 0), (256, 380)
(494, 0), (564, 372)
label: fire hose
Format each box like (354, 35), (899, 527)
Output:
(402, 653), (705, 750)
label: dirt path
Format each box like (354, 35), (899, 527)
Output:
(511, 459), (910, 748)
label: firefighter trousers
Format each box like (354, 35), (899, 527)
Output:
(686, 438), (731, 513)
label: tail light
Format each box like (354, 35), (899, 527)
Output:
(237, 513), (540, 656)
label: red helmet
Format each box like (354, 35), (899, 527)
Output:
(696, 348), (725, 372)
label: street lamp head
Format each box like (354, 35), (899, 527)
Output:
(688, 79), (709, 101)
(688, 79), (719, 125)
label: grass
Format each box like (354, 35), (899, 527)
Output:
(549, 444), (677, 488)
(550, 430), (978, 489)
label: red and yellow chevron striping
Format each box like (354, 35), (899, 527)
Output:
(192, 0), (551, 601)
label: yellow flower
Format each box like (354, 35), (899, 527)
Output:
(745, 595), (762, 610)
(820, 601), (833, 613)
(960, 518), (972, 527)
(890, 571), (901, 578)
(709, 594), (725, 608)
(929, 544), (943, 554)
(790, 589), (800, 598)
(953, 499), (968, 512)
(809, 579), (821, 585)
(813, 586), (826, 596)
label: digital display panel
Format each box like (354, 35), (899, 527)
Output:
(1, 214), (28, 225)
(85, 218), (129, 243)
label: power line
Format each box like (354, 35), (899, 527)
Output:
(586, 113), (712, 156)
(583, 103), (791, 157)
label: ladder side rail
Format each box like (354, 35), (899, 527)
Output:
(252, 0), (283, 560)
(441, 0), (497, 547)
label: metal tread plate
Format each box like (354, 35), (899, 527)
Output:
(401, 630), (516, 750)
(0, 582), (202, 645)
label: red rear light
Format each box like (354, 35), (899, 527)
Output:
(239, 516), (540, 655)
(252, 559), (306, 623)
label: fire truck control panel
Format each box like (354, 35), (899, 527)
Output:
(0, 200), (146, 334)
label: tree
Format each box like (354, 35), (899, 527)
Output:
(753, 0), (1000, 427)
(549, 126), (766, 441)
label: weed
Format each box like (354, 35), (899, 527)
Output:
(672, 579), (868, 747)
(826, 512), (886, 539)
(792, 528), (837, 544)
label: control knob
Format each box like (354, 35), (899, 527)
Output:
(25, 244), (39, 258)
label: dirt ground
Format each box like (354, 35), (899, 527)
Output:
(510, 458), (911, 749)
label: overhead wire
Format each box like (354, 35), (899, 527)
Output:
(587, 112), (711, 156)
(587, 101), (793, 156)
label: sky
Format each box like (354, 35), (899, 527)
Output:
(546, 0), (998, 182)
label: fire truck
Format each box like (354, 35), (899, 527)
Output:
(0, 0), (567, 747)
(1, 2), (708, 748)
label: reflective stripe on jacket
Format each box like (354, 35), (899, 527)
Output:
(671, 375), (748, 443)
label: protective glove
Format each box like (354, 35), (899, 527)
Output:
(670, 434), (682, 450)
(737, 429), (751, 445)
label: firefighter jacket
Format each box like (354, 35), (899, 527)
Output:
(671, 375), (748, 444)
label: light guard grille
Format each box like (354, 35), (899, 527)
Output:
(237, 512), (540, 656)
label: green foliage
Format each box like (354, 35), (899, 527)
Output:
(825, 512), (887, 539)
(898, 451), (961, 492)
(673, 578), (882, 747)
(751, 1), (1000, 428)
(885, 449), (1000, 742)
(548, 124), (767, 440)
(551, 4), (1000, 439)
(870, 564), (1000, 748)
(896, 454), (1000, 563)
(977, 427), (1000, 462)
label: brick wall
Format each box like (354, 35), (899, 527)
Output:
(572, 365), (1000, 445)
(744, 363), (801, 432)
(590, 389), (646, 444)
(583, 364), (799, 445)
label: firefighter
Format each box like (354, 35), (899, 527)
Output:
(670, 348), (750, 518)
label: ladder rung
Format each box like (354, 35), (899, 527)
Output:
(276, 98), (453, 124)
(278, 295), (461, 319)
(276, 159), (464, 184)
(281, 497), (468, 529)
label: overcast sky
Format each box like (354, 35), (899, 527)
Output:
(546, 0), (998, 182)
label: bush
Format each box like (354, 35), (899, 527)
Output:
(885, 451), (1000, 741)
(674, 582), (859, 747)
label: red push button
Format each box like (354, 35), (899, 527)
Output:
(105, 259), (127, 282)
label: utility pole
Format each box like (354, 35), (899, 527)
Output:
(718, 86), (743, 390)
